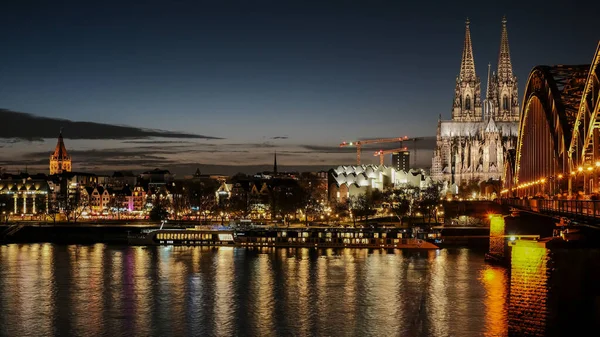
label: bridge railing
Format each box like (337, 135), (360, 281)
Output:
(500, 198), (600, 220)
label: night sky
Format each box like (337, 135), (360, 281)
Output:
(0, 0), (598, 175)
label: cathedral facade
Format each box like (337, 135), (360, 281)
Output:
(431, 17), (519, 190)
(49, 131), (72, 175)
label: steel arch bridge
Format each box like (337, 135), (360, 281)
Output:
(504, 43), (600, 197)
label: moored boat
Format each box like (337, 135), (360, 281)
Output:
(128, 227), (439, 249)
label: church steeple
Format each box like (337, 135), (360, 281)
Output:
(49, 129), (72, 175)
(497, 16), (513, 83)
(273, 152), (278, 175)
(459, 18), (476, 82)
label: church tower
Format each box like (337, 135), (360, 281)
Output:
(49, 130), (72, 175)
(493, 16), (519, 122)
(452, 19), (482, 121)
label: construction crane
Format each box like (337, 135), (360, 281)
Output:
(340, 136), (408, 165)
(373, 147), (409, 165)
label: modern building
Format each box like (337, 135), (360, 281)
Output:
(392, 151), (410, 172)
(431, 17), (519, 191)
(49, 131), (72, 175)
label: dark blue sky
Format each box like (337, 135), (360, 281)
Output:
(0, 0), (599, 171)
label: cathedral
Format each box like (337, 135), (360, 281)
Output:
(49, 130), (72, 175)
(431, 17), (519, 191)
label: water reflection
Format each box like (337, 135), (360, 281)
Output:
(0, 244), (511, 336)
(480, 265), (508, 337)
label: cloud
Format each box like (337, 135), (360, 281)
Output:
(270, 136), (289, 139)
(302, 137), (436, 153)
(0, 109), (223, 140)
(121, 140), (197, 145)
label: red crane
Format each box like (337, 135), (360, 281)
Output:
(340, 136), (408, 165)
(373, 147), (409, 165)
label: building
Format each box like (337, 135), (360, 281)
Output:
(49, 131), (72, 175)
(392, 151), (410, 172)
(328, 165), (394, 202)
(431, 17), (519, 191)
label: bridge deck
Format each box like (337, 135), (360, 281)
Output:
(500, 198), (600, 227)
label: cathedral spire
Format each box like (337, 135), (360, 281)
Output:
(485, 63), (492, 101)
(53, 130), (68, 160)
(273, 151), (278, 175)
(497, 16), (513, 83)
(459, 18), (476, 82)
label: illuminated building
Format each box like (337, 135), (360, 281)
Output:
(431, 17), (519, 191)
(392, 151), (410, 172)
(328, 165), (431, 201)
(49, 131), (72, 175)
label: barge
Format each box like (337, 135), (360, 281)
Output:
(128, 227), (439, 249)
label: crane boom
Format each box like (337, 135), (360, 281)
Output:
(374, 147), (409, 165)
(340, 136), (409, 164)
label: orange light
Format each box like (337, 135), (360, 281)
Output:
(558, 174), (563, 179)
(541, 178), (546, 183)
(571, 171), (576, 175)
(596, 161), (600, 167)
(578, 166), (583, 172)
(588, 166), (593, 172)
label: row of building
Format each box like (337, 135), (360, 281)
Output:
(1, 132), (433, 219)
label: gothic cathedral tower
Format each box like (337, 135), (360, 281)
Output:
(491, 16), (519, 122)
(452, 19), (482, 122)
(49, 131), (72, 175)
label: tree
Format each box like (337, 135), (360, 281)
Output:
(228, 192), (251, 219)
(0, 194), (11, 223)
(387, 188), (413, 222)
(417, 181), (444, 223)
(107, 193), (126, 220)
(352, 193), (377, 226)
(270, 185), (304, 226)
(62, 188), (89, 223)
(149, 198), (169, 222)
(458, 179), (481, 199)
(170, 191), (190, 221)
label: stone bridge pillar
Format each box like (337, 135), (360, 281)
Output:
(508, 239), (600, 336)
(485, 214), (507, 263)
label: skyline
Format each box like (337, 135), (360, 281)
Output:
(1, 1), (599, 173)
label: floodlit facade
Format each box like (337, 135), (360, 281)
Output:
(328, 165), (432, 202)
(432, 17), (519, 189)
(49, 131), (72, 175)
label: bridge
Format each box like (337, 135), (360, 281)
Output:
(501, 42), (600, 223)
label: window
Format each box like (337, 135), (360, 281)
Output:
(465, 95), (471, 110)
(503, 95), (509, 110)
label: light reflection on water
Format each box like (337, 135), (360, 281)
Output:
(0, 245), (507, 337)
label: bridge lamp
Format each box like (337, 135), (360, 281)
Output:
(578, 166), (584, 173)
(588, 166), (593, 172)
(596, 161), (600, 168)
(541, 178), (546, 183)
(558, 174), (563, 179)
(571, 171), (576, 176)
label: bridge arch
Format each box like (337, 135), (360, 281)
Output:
(505, 43), (600, 197)
(568, 44), (600, 193)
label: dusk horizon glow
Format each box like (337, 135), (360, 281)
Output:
(1, 0), (598, 173)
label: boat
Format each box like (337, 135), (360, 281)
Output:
(128, 226), (439, 249)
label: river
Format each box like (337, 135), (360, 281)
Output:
(0, 244), (507, 337)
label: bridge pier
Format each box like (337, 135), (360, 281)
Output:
(508, 238), (600, 336)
